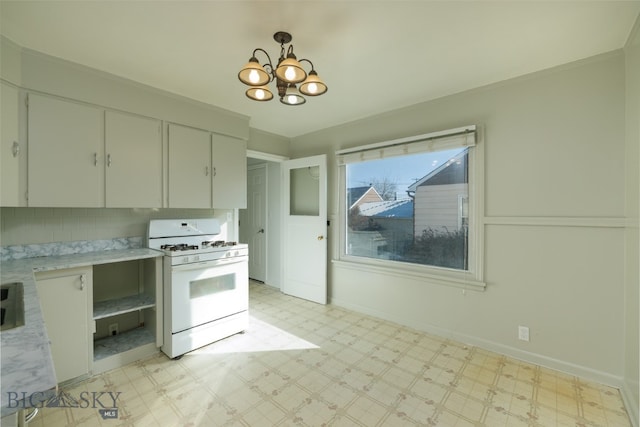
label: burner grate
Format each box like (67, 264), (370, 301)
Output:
(160, 243), (199, 252)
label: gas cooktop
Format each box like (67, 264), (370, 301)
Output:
(148, 219), (247, 260)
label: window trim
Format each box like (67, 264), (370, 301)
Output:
(337, 126), (485, 290)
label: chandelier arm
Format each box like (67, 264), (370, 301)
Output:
(263, 64), (275, 80)
(286, 45), (295, 56)
(252, 48), (275, 71)
(298, 58), (316, 72)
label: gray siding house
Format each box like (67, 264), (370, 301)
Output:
(407, 149), (468, 236)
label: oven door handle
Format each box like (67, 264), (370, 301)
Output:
(172, 257), (248, 272)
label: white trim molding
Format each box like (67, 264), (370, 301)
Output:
(483, 216), (628, 228)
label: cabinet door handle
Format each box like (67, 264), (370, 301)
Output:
(205, 166), (209, 176)
(94, 153), (98, 166)
(80, 274), (86, 290)
(107, 154), (112, 167)
(11, 141), (19, 158)
(213, 167), (217, 177)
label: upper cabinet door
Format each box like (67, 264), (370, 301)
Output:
(28, 94), (104, 207)
(105, 111), (162, 208)
(212, 134), (247, 209)
(0, 82), (23, 206)
(168, 123), (212, 208)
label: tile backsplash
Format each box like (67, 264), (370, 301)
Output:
(0, 207), (234, 248)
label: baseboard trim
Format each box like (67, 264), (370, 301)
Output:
(330, 297), (624, 388)
(621, 380), (640, 427)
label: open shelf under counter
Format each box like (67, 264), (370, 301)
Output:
(93, 327), (158, 374)
(93, 327), (155, 360)
(93, 294), (155, 320)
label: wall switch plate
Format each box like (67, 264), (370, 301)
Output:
(518, 326), (530, 342)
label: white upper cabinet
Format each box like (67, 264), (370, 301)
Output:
(28, 94), (164, 208)
(25, 93), (247, 209)
(105, 111), (162, 208)
(168, 123), (212, 208)
(168, 124), (247, 209)
(28, 94), (104, 207)
(0, 82), (24, 206)
(212, 134), (247, 209)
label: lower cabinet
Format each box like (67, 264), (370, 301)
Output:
(35, 267), (92, 384)
(35, 256), (162, 384)
(91, 257), (162, 374)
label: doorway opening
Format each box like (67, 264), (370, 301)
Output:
(239, 152), (285, 289)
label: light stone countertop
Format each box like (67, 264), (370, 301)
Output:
(0, 248), (163, 417)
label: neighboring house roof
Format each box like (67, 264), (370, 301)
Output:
(348, 186), (383, 209)
(358, 199), (414, 218)
(407, 149), (468, 191)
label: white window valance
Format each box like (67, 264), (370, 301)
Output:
(336, 125), (476, 165)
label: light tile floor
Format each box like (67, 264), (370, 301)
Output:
(29, 281), (631, 426)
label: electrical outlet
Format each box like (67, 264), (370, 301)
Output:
(109, 323), (119, 336)
(518, 326), (530, 342)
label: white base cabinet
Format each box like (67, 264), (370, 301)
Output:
(35, 256), (162, 383)
(35, 267), (93, 384)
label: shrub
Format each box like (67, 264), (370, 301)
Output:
(404, 227), (467, 269)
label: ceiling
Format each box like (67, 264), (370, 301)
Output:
(1, 1), (639, 138)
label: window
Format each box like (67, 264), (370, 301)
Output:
(337, 126), (484, 287)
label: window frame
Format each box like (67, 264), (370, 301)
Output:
(336, 126), (485, 290)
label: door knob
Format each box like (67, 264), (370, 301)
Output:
(317, 235), (324, 241)
(258, 229), (265, 234)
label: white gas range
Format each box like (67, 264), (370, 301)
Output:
(148, 219), (249, 358)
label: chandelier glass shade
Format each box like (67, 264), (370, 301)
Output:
(245, 85), (274, 102)
(238, 31), (327, 106)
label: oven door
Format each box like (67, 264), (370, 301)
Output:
(169, 257), (248, 333)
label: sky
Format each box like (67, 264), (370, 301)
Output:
(346, 147), (465, 199)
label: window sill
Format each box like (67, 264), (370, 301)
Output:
(332, 258), (486, 292)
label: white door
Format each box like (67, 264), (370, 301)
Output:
(247, 165), (267, 282)
(282, 155), (327, 304)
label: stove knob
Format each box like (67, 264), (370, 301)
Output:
(182, 256), (189, 263)
(194, 255), (200, 262)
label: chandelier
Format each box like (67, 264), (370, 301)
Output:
(238, 31), (328, 106)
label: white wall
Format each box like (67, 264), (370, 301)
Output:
(623, 16), (640, 427)
(248, 128), (290, 158)
(10, 38), (249, 140)
(291, 52), (628, 387)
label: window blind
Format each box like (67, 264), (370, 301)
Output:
(336, 125), (476, 165)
